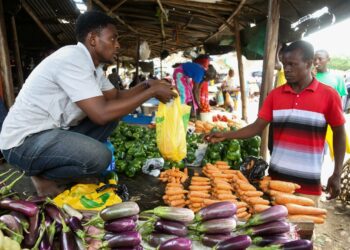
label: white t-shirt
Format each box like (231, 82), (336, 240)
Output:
(0, 42), (114, 150)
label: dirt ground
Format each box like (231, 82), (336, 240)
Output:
(313, 195), (350, 250)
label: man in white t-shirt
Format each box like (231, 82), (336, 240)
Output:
(222, 69), (240, 111)
(0, 11), (176, 196)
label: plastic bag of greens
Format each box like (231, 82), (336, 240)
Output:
(156, 96), (191, 162)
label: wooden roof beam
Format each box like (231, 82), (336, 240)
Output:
(205, 0), (247, 42)
(93, 0), (139, 34)
(22, 0), (59, 47)
(108, 0), (127, 14)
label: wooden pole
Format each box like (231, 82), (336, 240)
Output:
(135, 37), (140, 84)
(22, 0), (59, 47)
(258, 0), (280, 160)
(87, 0), (93, 11)
(234, 19), (247, 121)
(0, 0), (15, 107)
(11, 16), (24, 87)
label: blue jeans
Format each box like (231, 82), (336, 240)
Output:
(2, 119), (118, 180)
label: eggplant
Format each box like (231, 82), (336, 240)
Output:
(158, 237), (192, 250)
(146, 233), (177, 248)
(143, 206), (194, 223)
(253, 234), (290, 246)
(103, 231), (141, 248)
(0, 214), (23, 243)
(27, 196), (47, 205)
(195, 217), (236, 234)
(0, 198), (38, 217)
(281, 239), (313, 250)
(10, 211), (29, 233)
(245, 220), (290, 236)
(154, 219), (187, 237)
(23, 210), (40, 248)
(111, 246), (143, 250)
(45, 204), (65, 225)
(101, 202), (140, 221)
(63, 204), (83, 220)
(104, 217), (136, 233)
(214, 235), (252, 250)
(245, 205), (288, 227)
(61, 229), (78, 250)
(0, 171), (24, 196)
(75, 236), (87, 250)
(201, 233), (233, 247)
(39, 230), (53, 250)
(195, 201), (237, 222)
(67, 216), (86, 239)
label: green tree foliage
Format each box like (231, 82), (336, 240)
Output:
(328, 57), (350, 71)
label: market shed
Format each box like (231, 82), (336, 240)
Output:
(1, 0), (350, 156)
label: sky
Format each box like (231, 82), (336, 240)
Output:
(303, 17), (350, 56)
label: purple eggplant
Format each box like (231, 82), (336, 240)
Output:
(252, 234), (290, 246)
(214, 235), (252, 250)
(201, 233), (233, 247)
(104, 217), (136, 233)
(11, 211), (29, 233)
(0, 198), (38, 217)
(0, 171), (25, 195)
(39, 230), (53, 250)
(103, 231), (141, 248)
(158, 237), (192, 250)
(67, 216), (86, 240)
(27, 196), (47, 205)
(0, 214), (23, 243)
(23, 210), (40, 248)
(245, 205), (288, 227)
(154, 219), (187, 237)
(245, 220), (290, 236)
(61, 218), (78, 250)
(281, 239), (313, 250)
(45, 204), (65, 225)
(195, 201), (237, 222)
(146, 233), (178, 248)
(194, 217), (236, 234)
(111, 246), (143, 250)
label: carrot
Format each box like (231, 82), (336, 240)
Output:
(190, 181), (211, 186)
(165, 190), (188, 195)
(269, 180), (300, 193)
(167, 195), (185, 201)
(203, 199), (222, 205)
(237, 211), (249, 218)
(244, 213), (252, 220)
(174, 203), (186, 208)
(188, 191), (211, 198)
(268, 190), (290, 197)
(242, 191), (264, 197)
(189, 206), (201, 212)
(189, 186), (211, 191)
(236, 172), (249, 182)
(253, 204), (271, 213)
(288, 215), (325, 224)
(246, 197), (270, 205)
(191, 203), (203, 208)
(274, 193), (315, 206)
(184, 168), (188, 176)
(192, 176), (210, 182)
(189, 197), (205, 203)
(237, 207), (247, 214)
(166, 183), (183, 187)
(285, 203), (327, 215)
(169, 199), (186, 207)
(217, 194), (237, 200)
(236, 181), (256, 191)
(213, 185), (232, 191)
(215, 161), (229, 165)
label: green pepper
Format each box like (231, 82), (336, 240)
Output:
(125, 166), (136, 177)
(209, 151), (221, 161)
(186, 152), (196, 163)
(228, 139), (240, 152)
(227, 150), (241, 161)
(247, 136), (261, 148)
(163, 161), (171, 170)
(115, 151), (125, 160)
(248, 147), (260, 157)
(125, 141), (134, 149)
(116, 160), (127, 173)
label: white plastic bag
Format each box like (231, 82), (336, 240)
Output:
(139, 41), (151, 60)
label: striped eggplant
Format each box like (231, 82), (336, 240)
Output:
(244, 220), (290, 236)
(214, 235), (252, 250)
(154, 219), (187, 237)
(245, 205), (288, 227)
(158, 237), (192, 250)
(195, 201), (237, 222)
(195, 217), (236, 234)
(143, 207), (194, 223)
(201, 233), (233, 247)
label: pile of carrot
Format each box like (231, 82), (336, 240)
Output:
(186, 174), (214, 212)
(159, 167), (188, 183)
(260, 176), (327, 224)
(160, 168), (189, 208)
(231, 172), (270, 219)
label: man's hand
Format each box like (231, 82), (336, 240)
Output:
(148, 79), (177, 103)
(204, 132), (227, 143)
(325, 173), (341, 200)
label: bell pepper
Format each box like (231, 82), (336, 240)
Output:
(116, 160), (127, 173)
(125, 166), (136, 177)
(247, 136), (261, 148)
(227, 150), (241, 161)
(228, 139), (240, 152)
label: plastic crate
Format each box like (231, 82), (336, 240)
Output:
(121, 114), (154, 125)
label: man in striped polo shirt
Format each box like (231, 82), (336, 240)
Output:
(205, 41), (346, 201)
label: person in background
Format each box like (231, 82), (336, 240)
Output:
(314, 50), (348, 109)
(108, 68), (124, 90)
(0, 11), (176, 197)
(222, 69), (240, 112)
(274, 43), (287, 88)
(205, 41), (346, 204)
(193, 54), (210, 109)
(173, 62), (216, 112)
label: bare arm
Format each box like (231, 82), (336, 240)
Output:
(77, 82), (177, 125)
(205, 118), (269, 143)
(326, 124), (346, 199)
(193, 83), (202, 108)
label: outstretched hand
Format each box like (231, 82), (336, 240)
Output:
(204, 132), (227, 143)
(148, 79), (177, 103)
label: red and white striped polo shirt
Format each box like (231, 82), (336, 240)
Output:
(259, 78), (345, 195)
